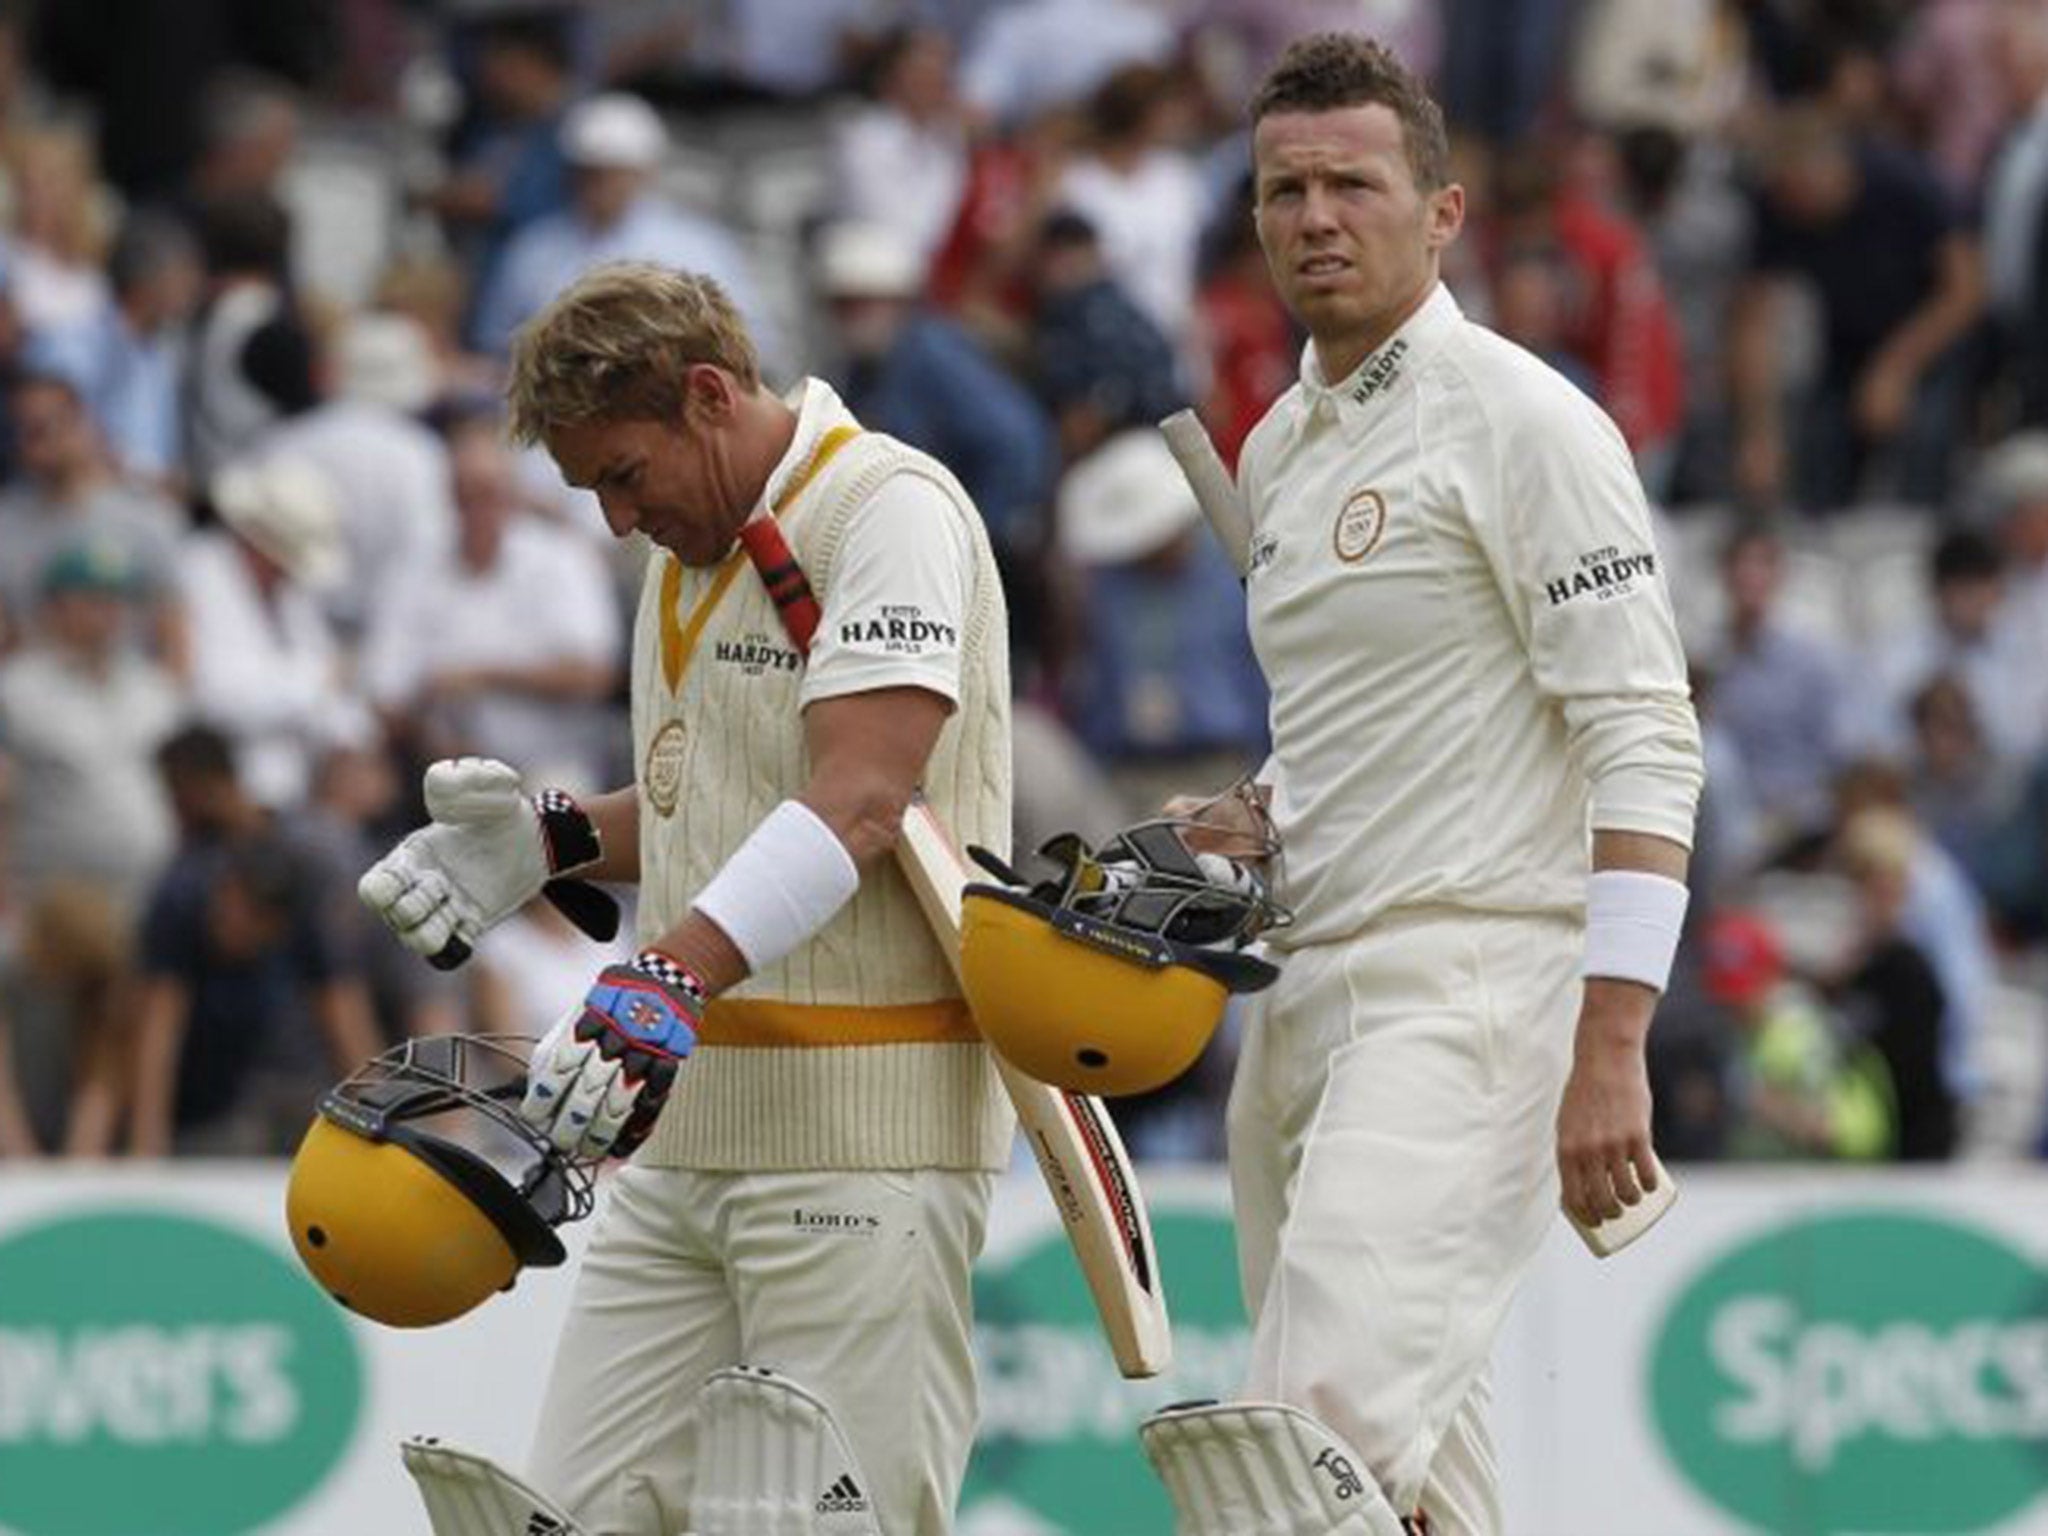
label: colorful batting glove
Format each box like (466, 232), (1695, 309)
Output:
(520, 950), (707, 1160)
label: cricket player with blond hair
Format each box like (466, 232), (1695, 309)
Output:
(360, 261), (1012, 1535)
(1139, 33), (1705, 1536)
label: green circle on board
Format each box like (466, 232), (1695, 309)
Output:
(964, 1207), (1247, 1532)
(1650, 1208), (2048, 1536)
(0, 1209), (364, 1536)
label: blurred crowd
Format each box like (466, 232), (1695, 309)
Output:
(0, 0), (2045, 1171)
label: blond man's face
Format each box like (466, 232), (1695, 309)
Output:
(548, 397), (750, 567)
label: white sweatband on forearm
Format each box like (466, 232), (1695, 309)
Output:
(692, 800), (862, 973)
(1581, 869), (1690, 993)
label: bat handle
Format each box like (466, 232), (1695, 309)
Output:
(1568, 1154), (1679, 1257)
(1159, 409), (1252, 577)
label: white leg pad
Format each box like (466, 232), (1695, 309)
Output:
(1141, 1400), (1410, 1536)
(402, 1436), (586, 1536)
(689, 1365), (882, 1536)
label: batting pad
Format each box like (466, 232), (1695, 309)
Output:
(1141, 1400), (1409, 1536)
(402, 1436), (585, 1536)
(690, 1365), (882, 1536)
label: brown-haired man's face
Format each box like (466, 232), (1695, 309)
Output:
(1252, 102), (1461, 377)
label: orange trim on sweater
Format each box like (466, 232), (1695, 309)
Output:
(697, 997), (979, 1048)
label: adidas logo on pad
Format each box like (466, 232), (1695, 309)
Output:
(525, 1514), (566, 1535)
(817, 1473), (870, 1515)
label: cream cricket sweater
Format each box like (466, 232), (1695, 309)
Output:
(631, 401), (1014, 1172)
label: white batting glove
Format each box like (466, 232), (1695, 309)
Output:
(358, 758), (600, 966)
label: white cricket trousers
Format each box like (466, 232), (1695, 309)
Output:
(527, 1164), (996, 1536)
(1227, 908), (1580, 1535)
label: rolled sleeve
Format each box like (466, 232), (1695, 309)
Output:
(1491, 381), (1705, 847)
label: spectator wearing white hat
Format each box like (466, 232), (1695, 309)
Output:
(261, 310), (457, 635)
(179, 454), (370, 810)
(471, 92), (782, 367)
(1055, 428), (1266, 805)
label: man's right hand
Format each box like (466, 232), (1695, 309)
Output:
(1162, 779), (1276, 866)
(359, 758), (599, 965)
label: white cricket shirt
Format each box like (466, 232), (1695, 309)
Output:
(1238, 284), (1702, 948)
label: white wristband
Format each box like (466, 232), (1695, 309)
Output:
(693, 800), (862, 973)
(1581, 870), (1690, 993)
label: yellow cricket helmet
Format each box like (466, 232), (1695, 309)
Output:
(285, 1035), (595, 1328)
(959, 821), (1288, 1097)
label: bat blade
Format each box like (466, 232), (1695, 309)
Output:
(1566, 1153), (1678, 1257)
(898, 800), (1173, 1377)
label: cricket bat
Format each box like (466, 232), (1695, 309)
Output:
(735, 495), (1173, 1376)
(897, 802), (1172, 1375)
(1160, 411), (1680, 1259)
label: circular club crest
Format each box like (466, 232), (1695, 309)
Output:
(644, 719), (687, 817)
(1333, 489), (1387, 563)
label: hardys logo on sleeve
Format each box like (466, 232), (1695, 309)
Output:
(1333, 490), (1388, 564)
(1543, 545), (1658, 606)
(837, 604), (959, 656)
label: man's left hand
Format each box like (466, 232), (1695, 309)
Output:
(1556, 980), (1658, 1228)
(521, 952), (706, 1160)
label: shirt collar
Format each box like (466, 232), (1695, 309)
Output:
(757, 376), (857, 513)
(1291, 281), (1462, 443)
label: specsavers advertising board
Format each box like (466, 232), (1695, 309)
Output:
(2, 1165), (2046, 1535)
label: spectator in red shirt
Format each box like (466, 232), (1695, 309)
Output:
(1491, 138), (1687, 495)
(926, 108), (1080, 360)
(1195, 181), (1297, 469)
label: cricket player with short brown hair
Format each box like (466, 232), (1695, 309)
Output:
(361, 261), (1013, 1534)
(1139, 34), (1704, 1536)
